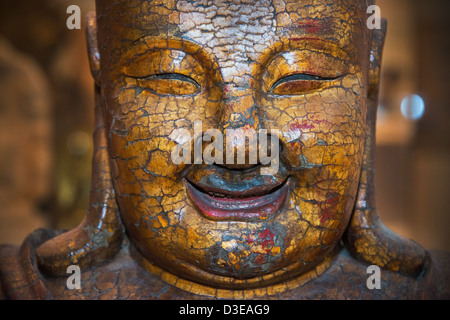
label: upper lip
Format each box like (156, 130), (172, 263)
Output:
(185, 164), (288, 197)
(187, 177), (287, 199)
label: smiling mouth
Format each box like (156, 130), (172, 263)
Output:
(185, 177), (289, 221)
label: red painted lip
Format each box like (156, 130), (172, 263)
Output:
(185, 178), (289, 221)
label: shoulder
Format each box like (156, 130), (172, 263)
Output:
(276, 248), (450, 300)
(418, 250), (450, 299)
(0, 243), (23, 300)
(0, 229), (60, 300)
(0, 245), (12, 300)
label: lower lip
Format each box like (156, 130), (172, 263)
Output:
(185, 180), (289, 221)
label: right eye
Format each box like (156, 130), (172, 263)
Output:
(131, 73), (201, 96)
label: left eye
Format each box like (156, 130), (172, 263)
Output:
(131, 73), (201, 96)
(270, 74), (340, 96)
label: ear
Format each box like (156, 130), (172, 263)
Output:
(85, 11), (101, 86)
(344, 19), (429, 277)
(36, 61), (124, 277)
(368, 18), (387, 100)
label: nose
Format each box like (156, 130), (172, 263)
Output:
(217, 83), (262, 170)
(219, 85), (260, 129)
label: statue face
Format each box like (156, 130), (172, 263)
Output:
(96, 0), (371, 288)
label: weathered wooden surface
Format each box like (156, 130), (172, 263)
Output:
(1, 0), (449, 299)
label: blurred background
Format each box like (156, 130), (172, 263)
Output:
(0, 0), (449, 251)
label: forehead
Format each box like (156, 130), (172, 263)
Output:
(97, 0), (369, 70)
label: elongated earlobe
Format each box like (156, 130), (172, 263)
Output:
(36, 84), (123, 277)
(85, 12), (101, 86)
(344, 19), (428, 276)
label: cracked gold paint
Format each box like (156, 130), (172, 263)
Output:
(2, 0), (446, 300)
(96, 0), (369, 289)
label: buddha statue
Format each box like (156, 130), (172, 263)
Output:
(1, 0), (449, 300)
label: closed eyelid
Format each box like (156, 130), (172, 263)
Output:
(122, 72), (202, 96)
(268, 73), (346, 96)
(125, 72), (201, 88)
(270, 73), (342, 91)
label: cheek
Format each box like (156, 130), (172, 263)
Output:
(275, 183), (356, 266)
(261, 76), (366, 169)
(270, 92), (366, 259)
(104, 96), (186, 231)
(284, 140), (363, 237)
(104, 89), (223, 237)
(104, 80), (223, 195)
